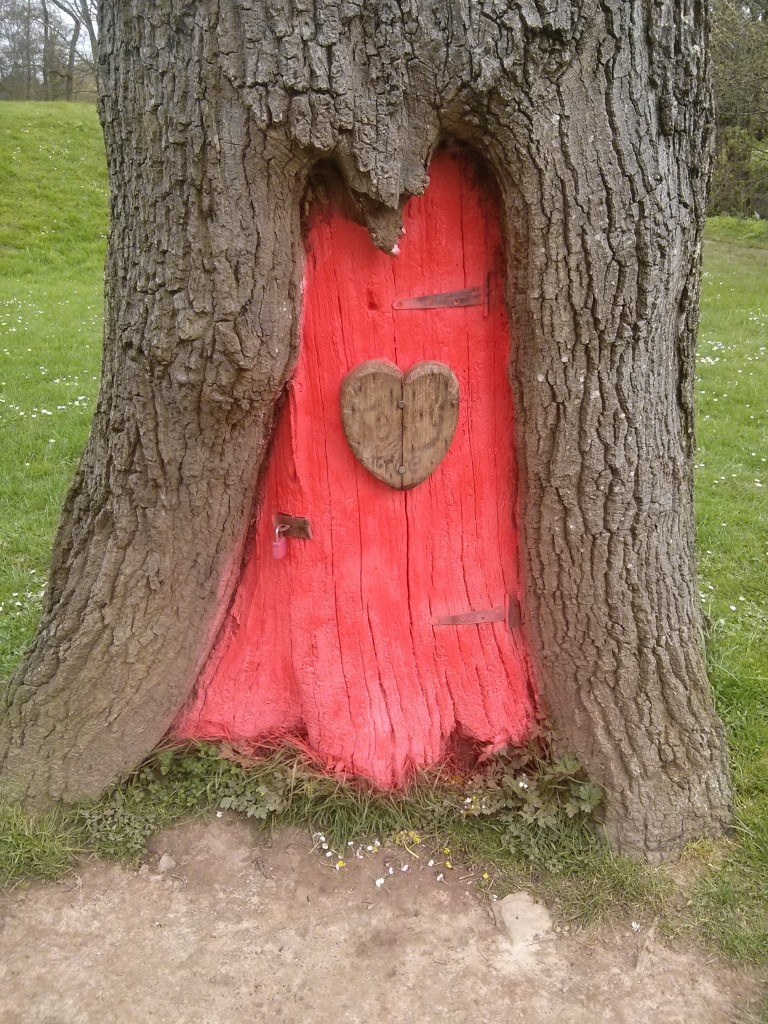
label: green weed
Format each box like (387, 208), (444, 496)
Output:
(0, 801), (86, 886)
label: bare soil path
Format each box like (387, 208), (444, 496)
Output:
(0, 817), (761, 1023)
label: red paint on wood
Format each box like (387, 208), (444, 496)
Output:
(174, 150), (538, 784)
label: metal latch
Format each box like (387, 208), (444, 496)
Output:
(434, 595), (520, 630)
(272, 513), (312, 539)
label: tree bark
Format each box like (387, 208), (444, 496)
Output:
(78, 0), (96, 65)
(65, 14), (79, 99)
(23, 0), (33, 99)
(49, 0), (83, 100)
(0, 0), (731, 860)
(41, 0), (50, 99)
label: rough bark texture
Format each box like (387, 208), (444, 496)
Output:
(0, 0), (731, 858)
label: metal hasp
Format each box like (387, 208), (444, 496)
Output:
(393, 285), (483, 310)
(272, 513), (313, 539)
(434, 595), (521, 630)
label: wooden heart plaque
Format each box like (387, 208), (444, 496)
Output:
(341, 360), (460, 489)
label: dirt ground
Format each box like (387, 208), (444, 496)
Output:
(0, 816), (762, 1024)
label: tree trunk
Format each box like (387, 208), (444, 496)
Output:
(23, 0), (33, 100)
(41, 0), (50, 100)
(0, 0), (732, 860)
(64, 14), (79, 101)
(78, 0), (96, 66)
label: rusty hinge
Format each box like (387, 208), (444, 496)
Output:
(434, 607), (506, 625)
(434, 596), (521, 629)
(393, 285), (483, 310)
(273, 513), (312, 539)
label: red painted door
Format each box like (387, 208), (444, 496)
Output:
(175, 150), (537, 785)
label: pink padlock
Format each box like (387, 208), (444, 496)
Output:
(272, 524), (288, 559)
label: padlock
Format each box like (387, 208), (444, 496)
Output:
(272, 524), (288, 559)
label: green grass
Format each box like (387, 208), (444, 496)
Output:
(0, 106), (766, 978)
(0, 103), (105, 672)
(0, 102), (108, 278)
(0, 801), (87, 887)
(692, 224), (768, 964)
(704, 215), (768, 248)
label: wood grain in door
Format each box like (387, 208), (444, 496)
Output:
(174, 150), (538, 784)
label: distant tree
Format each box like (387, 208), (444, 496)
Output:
(47, 0), (80, 101)
(48, 0), (96, 70)
(709, 0), (768, 216)
(40, 0), (52, 98)
(0, 0), (95, 99)
(0, 0), (43, 99)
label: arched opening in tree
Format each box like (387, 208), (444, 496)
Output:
(174, 147), (539, 783)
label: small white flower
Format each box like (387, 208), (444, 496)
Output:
(375, 877), (386, 888)
(401, 864), (409, 872)
(631, 921), (641, 932)
(436, 873), (445, 883)
(427, 859), (435, 867)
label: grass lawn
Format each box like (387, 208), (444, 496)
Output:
(693, 228), (768, 963)
(0, 102), (106, 671)
(0, 104), (766, 977)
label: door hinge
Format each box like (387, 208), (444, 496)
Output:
(393, 285), (483, 310)
(434, 596), (521, 630)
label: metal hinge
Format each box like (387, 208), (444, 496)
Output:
(393, 284), (483, 310)
(434, 595), (521, 630)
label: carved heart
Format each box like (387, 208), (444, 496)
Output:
(341, 360), (460, 489)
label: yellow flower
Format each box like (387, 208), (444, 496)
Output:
(394, 830), (421, 846)
(392, 830), (422, 857)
